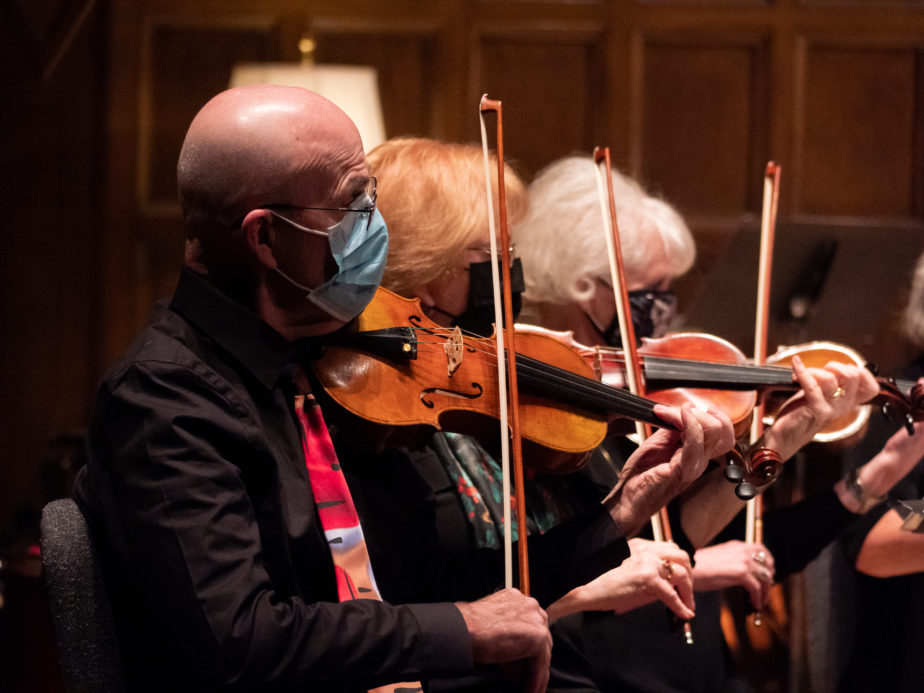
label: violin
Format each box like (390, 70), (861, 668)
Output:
(307, 287), (779, 490)
(527, 328), (924, 443)
(762, 342), (923, 442)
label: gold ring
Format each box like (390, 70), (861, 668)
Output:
(832, 386), (846, 399)
(661, 558), (673, 579)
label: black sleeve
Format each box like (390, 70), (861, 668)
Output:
(77, 362), (471, 691)
(349, 443), (630, 609)
(527, 507), (632, 606)
(761, 489), (856, 579)
(710, 489), (856, 580)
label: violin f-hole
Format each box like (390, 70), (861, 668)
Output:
(420, 383), (484, 409)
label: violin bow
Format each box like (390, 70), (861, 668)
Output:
(479, 95), (530, 593)
(746, 161), (781, 626)
(593, 147), (693, 644)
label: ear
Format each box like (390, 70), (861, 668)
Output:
(240, 210), (278, 270)
(415, 282), (437, 308)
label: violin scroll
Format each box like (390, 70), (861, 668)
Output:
(724, 445), (783, 501)
(878, 377), (924, 435)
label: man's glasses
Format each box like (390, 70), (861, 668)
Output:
(238, 177), (377, 237)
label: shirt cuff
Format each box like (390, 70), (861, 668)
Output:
(405, 602), (474, 674)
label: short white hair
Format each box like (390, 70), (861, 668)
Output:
(513, 156), (695, 305)
(902, 251), (924, 350)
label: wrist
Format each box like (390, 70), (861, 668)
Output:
(840, 466), (887, 514)
(547, 585), (586, 622)
(603, 488), (638, 539)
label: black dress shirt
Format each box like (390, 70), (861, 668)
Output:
(548, 442), (858, 693)
(837, 355), (924, 693)
(74, 268), (471, 692)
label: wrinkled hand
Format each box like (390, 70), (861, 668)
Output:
(763, 355), (879, 461)
(455, 588), (551, 693)
(604, 403), (736, 537)
(692, 541), (775, 611)
(547, 538), (695, 622)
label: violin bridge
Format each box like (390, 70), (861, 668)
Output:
(444, 326), (464, 376)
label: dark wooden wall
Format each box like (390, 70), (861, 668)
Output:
(3, 1), (924, 687)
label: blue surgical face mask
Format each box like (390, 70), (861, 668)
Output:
(269, 203), (389, 322)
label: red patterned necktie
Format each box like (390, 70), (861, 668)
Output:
(292, 383), (423, 693)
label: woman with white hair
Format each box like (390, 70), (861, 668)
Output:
(513, 155), (923, 692)
(516, 155), (694, 346)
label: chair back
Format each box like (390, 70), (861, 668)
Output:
(40, 498), (126, 693)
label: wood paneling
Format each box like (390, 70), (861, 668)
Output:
(469, 36), (604, 176)
(0, 0), (106, 531)
(797, 40), (918, 216)
(143, 20), (278, 209)
(638, 33), (770, 215)
(316, 32), (441, 141)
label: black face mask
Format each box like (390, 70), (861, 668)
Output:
(436, 258), (525, 337)
(597, 289), (677, 348)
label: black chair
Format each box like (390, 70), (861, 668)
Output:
(40, 498), (126, 692)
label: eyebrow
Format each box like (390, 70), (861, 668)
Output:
(345, 176), (370, 201)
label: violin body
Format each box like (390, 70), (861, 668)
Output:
(513, 326), (761, 438)
(516, 326), (922, 447)
(762, 341), (871, 444)
(763, 341), (924, 444)
(309, 288), (784, 492)
(311, 288), (609, 473)
(600, 332), (760, 438)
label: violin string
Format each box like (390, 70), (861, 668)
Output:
(358, 328), (651, 411)
(353, 327), (667, 425)
(593, 353), (794, 387)
(384, 328), (787, 391)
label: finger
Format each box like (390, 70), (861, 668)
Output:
(523, 654), (551, 693)
(651, 403), (684, 432)
(825, 361), (878, 405)
(679, 403), (706, 466)
(663, 546), (694, 572)
(821, 362), (857, 406)
(654, 581), (696, 620)
(745, 574), (765, 611)
(522, 643), (552, 693)
(791, 355), (826, 406)
(761, 552), (776, 577)
(702, 406), (736, 458)
(671, 565), (696, 614)
(659, 557), (675, 581)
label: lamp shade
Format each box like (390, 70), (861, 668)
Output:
(229, 63), (386, 152)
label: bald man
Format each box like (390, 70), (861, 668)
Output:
(73, 86), (550, 692)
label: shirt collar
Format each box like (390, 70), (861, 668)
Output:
(170, 268), (295, 390)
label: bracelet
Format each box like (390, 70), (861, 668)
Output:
(844, 467), (887, 513)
